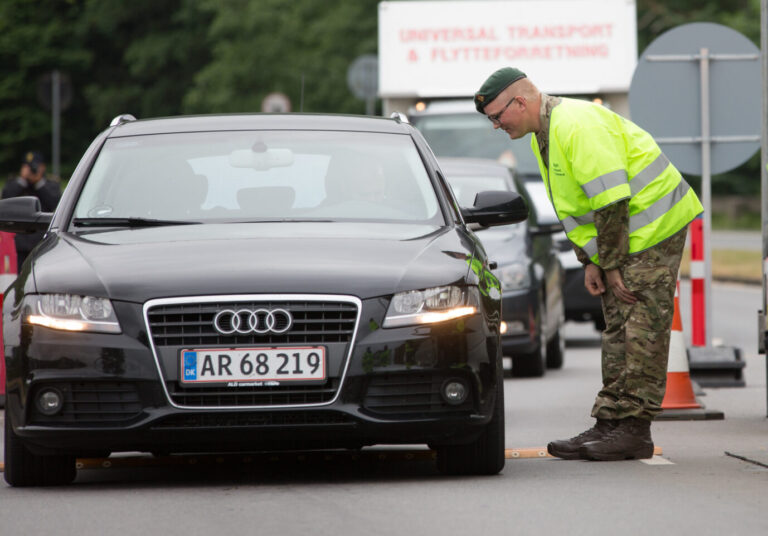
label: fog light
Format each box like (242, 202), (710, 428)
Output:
(442, 379), (469, 406)
(500, 321), (508, 334)
(36, 389), (64, 416)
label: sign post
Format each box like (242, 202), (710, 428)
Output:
(761, 0), (768, 413)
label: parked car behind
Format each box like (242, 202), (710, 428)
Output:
(0, 112), (530, 486)
(516, 178), (605, 331)
(410, 100), (604, 331)
(438, 157), (565, 377)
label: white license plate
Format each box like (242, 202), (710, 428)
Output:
(180, 347), (326, 386)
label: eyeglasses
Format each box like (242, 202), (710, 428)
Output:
(487, 96), (519, 125)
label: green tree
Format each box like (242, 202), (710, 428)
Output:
(79, 0), (212, 128)
(637, 0), (761, 51)
(183, 0), (379, 115)
(0, 0), (91, 178)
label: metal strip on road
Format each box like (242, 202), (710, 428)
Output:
(640, 455), (676, 465)
(506, 445), (664, 460)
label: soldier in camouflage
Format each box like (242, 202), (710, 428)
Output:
(474, 68), (701, 461)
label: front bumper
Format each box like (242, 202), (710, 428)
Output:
(4, 295), (502, 455)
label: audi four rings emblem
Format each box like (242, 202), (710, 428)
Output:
(213, 308), (293, 335)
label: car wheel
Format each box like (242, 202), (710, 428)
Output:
(4, 414), (76, 487)
(594, 313), (606, 332)
(436, 379), (505, 476)
(546, 313), (566, 369)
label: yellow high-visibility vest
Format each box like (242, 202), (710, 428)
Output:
(531, 98), (703, 265)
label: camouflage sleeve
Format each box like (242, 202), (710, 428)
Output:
(594, 199), (629, 270)
(571, 243), (592, 266)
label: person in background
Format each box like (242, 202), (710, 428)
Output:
(1, 151), (62, 267)
(474, 67), (703, 461)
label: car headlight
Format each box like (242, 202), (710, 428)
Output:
(383, 285), (479, 328)
(25, 294), (122, 334)
(498, 262), (531, 291)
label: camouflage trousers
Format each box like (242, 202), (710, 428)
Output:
(591, 227), (688, 422)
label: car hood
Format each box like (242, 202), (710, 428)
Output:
(31, 222), (476, 302)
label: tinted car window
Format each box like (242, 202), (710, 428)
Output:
(410, 113), (540, 176)
(75, 131), (442, 224)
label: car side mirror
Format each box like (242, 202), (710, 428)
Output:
(462, 191), (528, 228)
(0, 196), (53, 233)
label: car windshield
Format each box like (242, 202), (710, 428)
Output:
(411, 113), (540, 176)
(73, 130), (443, 225)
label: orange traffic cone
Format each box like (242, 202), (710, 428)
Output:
(661, 281), (701, 409)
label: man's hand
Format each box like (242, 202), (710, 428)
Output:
(584, 265), (637, 304)
(604, 268), (637, 304)
(584, 264), (605, 296)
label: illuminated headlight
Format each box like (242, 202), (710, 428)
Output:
(25, 294), (122, 334)
(383, 285), (479, 328)
(498, 262), (531, 291)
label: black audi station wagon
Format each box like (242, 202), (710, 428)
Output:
(0, 113), (527, 485)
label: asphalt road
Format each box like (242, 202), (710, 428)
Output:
(0, 281), (766, 535)
(710, 230), (761, 252)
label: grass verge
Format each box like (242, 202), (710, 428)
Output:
(680, 248), (762, 285)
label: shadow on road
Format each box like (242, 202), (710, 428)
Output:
(565, 337), (601, 349)
(34, 450), (457, 489)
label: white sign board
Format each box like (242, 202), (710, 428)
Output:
(378, 0), (637, 97)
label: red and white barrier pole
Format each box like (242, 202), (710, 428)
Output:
(690, 216), (707, 347)
(0, 231), (19, 407)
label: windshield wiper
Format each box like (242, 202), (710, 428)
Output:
(72, 217), (201, 228)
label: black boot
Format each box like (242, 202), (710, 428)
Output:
(579, 417), (654, 461)
(547, 419), (618, 460)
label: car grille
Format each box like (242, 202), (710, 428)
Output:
(362, 373), (474, 415)
(146, 298), (358, 408)
(167, 378), (340, 407)
(152, 411), (355, 429)
(31, 382), (142, 424)
(147, 300), (358, 347)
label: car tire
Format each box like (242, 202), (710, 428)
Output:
(4, 414), (76, 487)
(436, 380), (505, 476)
(594, 313), (606, 332)
(546, 313), (566, 370)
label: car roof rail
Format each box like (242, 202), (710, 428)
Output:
(390, 111), (410, 124)
(109, 114), (137, 127)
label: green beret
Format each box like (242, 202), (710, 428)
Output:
(474, 67), (527, 113)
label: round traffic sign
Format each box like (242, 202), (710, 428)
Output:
(629, 23), (760, 175)
(347, 54), (379, 100)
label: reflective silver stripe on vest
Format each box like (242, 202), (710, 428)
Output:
(581, 169), (628, 199)
(582, 238), (598, 258)
(562, 212), (595, 233)
(629, 180), (690, 234)
(629, 153), (671, 195)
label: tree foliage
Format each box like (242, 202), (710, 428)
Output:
(0, 0), (762, 193)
